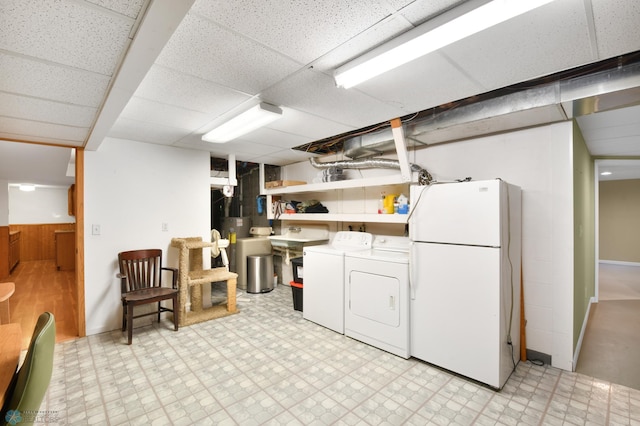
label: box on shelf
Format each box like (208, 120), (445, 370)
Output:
(265, 180), (307, 188)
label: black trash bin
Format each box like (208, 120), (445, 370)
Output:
(291, 257), (303, 283)
(290, 281), (303, 311)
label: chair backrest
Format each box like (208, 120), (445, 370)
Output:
(118, 249), (164, 293)
(1, 312), (55, 425)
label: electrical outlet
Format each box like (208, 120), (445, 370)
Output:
(92, 224), (100, 235)
(162, 223), (168, 232)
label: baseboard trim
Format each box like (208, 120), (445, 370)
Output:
(599, 260), (640, 267)
(573, 296), (596, 371)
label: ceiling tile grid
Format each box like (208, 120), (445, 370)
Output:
(190, 0), (400, 65)
(119, 97), (211, 131)
(310, 14), (415, 72)
(352, 51), (487, 114)
(0, 53), (111, 107)
(107, 117), (195, 146)
(0, 0), (135, 76)
(395, 0), (468, 26)
(85, 0), (146, 19)
(261, 68), (407, 128)
(154, 12), (303, 95)
(440, 0), (596, 94)
(0, 116), (88, 144)
(0, 92), (97, 128)
(132, 65), (253, 116)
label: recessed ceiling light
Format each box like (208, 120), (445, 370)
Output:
(600, 171), (612, 176)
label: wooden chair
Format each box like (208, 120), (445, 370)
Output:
(117, 249), (179, 345)
(1, 312), (55, 424)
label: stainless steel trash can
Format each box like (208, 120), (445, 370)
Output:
(246, 254), (274, 293)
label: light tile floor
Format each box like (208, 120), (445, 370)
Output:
(41, 285), (640, 425)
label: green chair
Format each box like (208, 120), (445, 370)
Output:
(1, 312), (55, 426)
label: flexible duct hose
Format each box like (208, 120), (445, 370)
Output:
(309, 157), (433, 185)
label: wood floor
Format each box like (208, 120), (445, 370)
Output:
(1, 259), (78, 349)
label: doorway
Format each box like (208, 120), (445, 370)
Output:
(575, 160), (640, 389)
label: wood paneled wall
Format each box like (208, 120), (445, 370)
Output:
(9, 223), (75, 261)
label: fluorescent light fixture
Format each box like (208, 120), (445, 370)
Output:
(334, 0), (555, 88)
(19, 184), (36, 192)
(202, 102), (283, 143)
(600, 171), (612, 176)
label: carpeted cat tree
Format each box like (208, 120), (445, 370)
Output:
(170, 236), (238, 326)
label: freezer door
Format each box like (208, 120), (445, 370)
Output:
(410, 180), (503, 247)
(410, 242), (506, 388)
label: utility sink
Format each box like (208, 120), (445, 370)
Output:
(268, 225), (329, 249)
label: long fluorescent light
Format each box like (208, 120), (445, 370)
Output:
(202, 102), (283, 143)
(334, 0), (555, 89)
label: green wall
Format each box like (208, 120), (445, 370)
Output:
(572, 121), (596, 351)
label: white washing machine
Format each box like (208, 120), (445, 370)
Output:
(344, 235), (410, 358)
(303, 231), (372, 334)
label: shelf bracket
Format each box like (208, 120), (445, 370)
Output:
(390, 118), (411, 182)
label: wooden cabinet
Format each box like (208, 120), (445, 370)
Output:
(55, 230), (75, 271)
(0, 228), (20, 279)
(8, 231), (20, 272)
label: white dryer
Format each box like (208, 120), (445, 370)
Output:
(302, 231), (372, 334)
(344, 235), (410, 358)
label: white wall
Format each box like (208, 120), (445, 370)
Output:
(281, 121), (576, 370)
(8, 186), (75, 224)
(84, 138), (211, 335)
(410, 122), (575, 370)
(0, 180), (8, 226)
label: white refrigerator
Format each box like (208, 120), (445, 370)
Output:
(409, 179), (521, 389)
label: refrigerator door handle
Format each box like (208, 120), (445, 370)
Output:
(409, 241), (416, 300)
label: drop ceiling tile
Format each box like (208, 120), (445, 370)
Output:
(246, 149), (320, 166)
(0, 0), (134, 75)
(85, 0), (146, 19)
(311, 14), (414, 72)
(396, 0), (468, 25)
(267, 108), (356, 141)
(577, 104), (640, 132)
(155, 13), (302, 94)
(0, 53), (110, 107)
(336, 51), (485, 115)
(0, 117), (88, 142)
(588, 136), (640, 156)
(237, 127), (314, 149)
(120, 97), (211, 130)
(262, 68), (407, 129)
(191, 0), (393, 65)
(0, 93), (97, 127)
(134, 65), (252, 115)
(442, 0), (594, 93)
(108, 117), (193, 145)
(592, 0), (640, 59)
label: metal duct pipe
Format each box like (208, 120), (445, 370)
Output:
(309, 156), (423, 172)
(309, 157), (433, 185)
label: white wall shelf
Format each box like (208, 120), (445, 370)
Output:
(275, 213), (409, 223)
(262, 174), (414, 195)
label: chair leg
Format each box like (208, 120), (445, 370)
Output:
(172, 294), (179, 331)
(157, 302), (161, 323)
(122, 303), (127, 332)
(127, 303), (134, 345)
